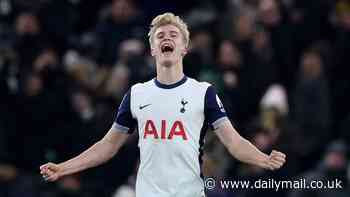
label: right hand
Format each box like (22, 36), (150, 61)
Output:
(40, 162), (62, 182)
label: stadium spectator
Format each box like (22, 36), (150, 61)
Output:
(292, 49), (331, 169)
(288, 140), (349, 197)
(0, 1), (349, 196)
(95, 0), (146, 65)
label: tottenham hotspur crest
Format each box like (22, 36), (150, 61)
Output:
(180, 98), (188, 113)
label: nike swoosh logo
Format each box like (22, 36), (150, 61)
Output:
(139, 104), (151, 110)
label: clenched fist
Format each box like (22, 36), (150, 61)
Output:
(265, 150), (286, 170)
(40, 162), (62, 182)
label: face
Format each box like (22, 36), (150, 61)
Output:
(25, 74), (43, 96)
(16, 13), (40, 34)
(302, 52), (322, 78)
(151, 24), (187, 67)
(111, 0), (136, 22)
(72, 92), (91, 113)
(218, 41), (241, 68)
(235, 14), (254, 40)
(259, 0), (281, 26)
(325, 152), (346, 170)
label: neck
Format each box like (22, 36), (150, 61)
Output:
(156, 61), (184, 85)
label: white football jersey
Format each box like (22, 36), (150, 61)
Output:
(112, 76), (227, 197)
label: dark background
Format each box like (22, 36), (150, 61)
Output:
(0, 0), (349, 196)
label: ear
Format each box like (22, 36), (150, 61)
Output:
(151, 46), (155, 57)
(181, 46), (188, 56)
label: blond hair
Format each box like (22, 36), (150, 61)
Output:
(148, 12), (190, 48)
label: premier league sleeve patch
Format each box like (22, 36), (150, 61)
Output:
(216, 95), (226, 113)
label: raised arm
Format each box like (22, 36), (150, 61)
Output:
(40, 127), (129, 182)
(214, 119), (286, 170)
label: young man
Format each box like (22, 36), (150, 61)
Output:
(40, 13), (286, 197)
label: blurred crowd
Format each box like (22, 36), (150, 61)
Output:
(0, 0), (349, 197)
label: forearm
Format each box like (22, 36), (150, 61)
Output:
(227, 137), (269, 169)
(58, 140), (118, 177)
(215, 120), (270, 169)
(40, 127), (130, 182)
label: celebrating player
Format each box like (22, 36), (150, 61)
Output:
(40, 12), (286, 197)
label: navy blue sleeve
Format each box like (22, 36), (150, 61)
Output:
(204, 86), (228, 130)
(113, 90), (137, 134)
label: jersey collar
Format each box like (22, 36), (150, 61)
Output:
(154, 75), (188, 89)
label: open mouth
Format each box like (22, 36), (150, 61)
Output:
(161, 43), (174, 54)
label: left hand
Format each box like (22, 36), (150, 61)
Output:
(265, 150), (286, 170)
